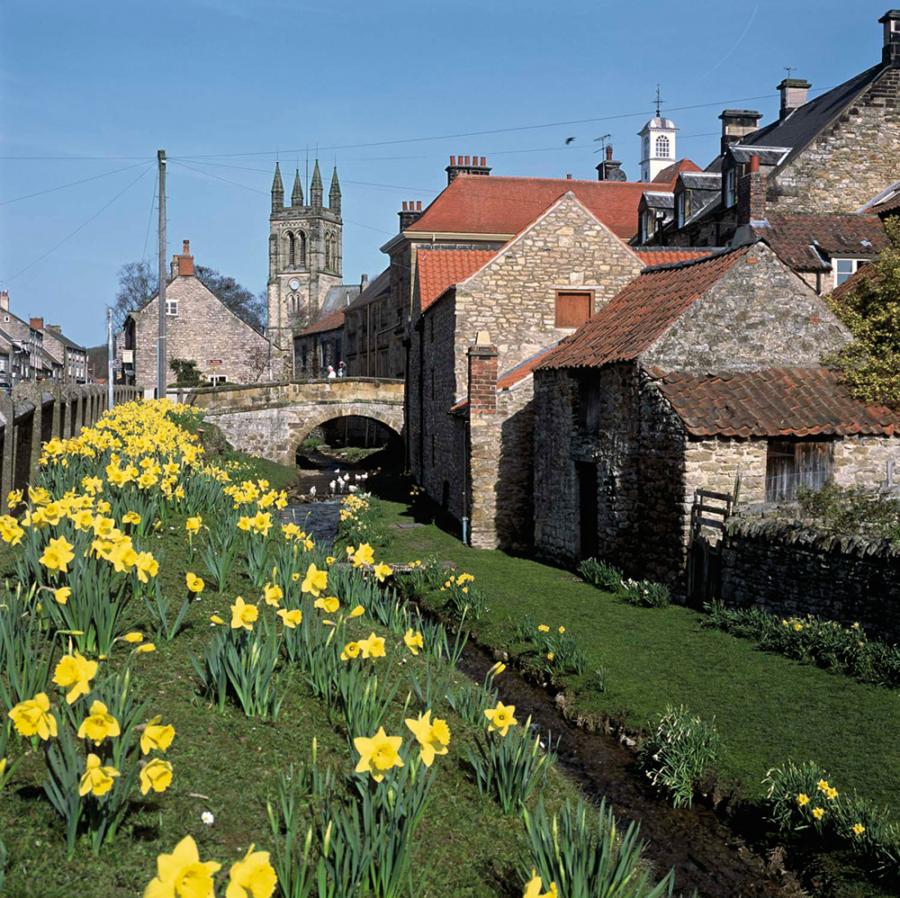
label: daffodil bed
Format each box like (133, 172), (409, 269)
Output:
(372, 494), (900, 817)
(0, 400), (676, 898)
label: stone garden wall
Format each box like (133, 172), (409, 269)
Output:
(721, 517), (900, 643)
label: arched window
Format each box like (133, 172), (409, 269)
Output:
(286, 232), (296, 269)
(297, 231), (306, 269)
(655, 135), (671, 158)
(325, 233), (335, 270)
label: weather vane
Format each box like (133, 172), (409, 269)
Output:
(784, 65), (797, 78)
(654, 84), (664, 118)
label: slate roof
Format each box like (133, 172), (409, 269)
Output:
(405, 166), (699, 241)
(539, 246), (750, 369)
(346, 268), (391, 312)
(656, 367), (900, 437)
(828, 261), (880, 303)
(751, 213), (887, 271)
(417, 248), (498, 311)
(739, 62), (888, 166)
(44, 327), (86, 351)
(730, 146), (791, 166)
(679, 172), (722, 190)
(640, 191), (674, 209)
(297, 309), (345, 337)
(318, 284), (362, 318)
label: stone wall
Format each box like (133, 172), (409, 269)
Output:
(833, 435), (899, 489)
(132, 275), (271, 393)
(645, 244), (850, 372)
(721, 517), (900, 643)
(771, 68), (900, 214)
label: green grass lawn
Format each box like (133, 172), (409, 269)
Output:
(374, 494), (900, 813)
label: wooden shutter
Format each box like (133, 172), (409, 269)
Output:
(555, 291), (593, 328)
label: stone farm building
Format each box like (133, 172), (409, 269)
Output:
(532, 242), (899, 583)
(122, 242), (270, 393)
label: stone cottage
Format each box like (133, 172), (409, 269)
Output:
(408, 191), (709, 550)
(122, 241), (271, 393)
(533, 241), (899, 583)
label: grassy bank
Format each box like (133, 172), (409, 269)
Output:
(374, 494), (900, 813)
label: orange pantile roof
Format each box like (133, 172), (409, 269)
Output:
(656, 367), (899, 437)
(407, 167), (698, 241)
(652, 159), (701, 183)
(297, 308), (344, 336)
(634, 248), (717, 266)
(417, 248), (498, 310)
(540, 246), (751, 369)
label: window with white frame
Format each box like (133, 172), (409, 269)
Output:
(209, 374), (226, 386)
(655, 135), (671, 158)
(832, 258), (869, 288)
(166, 299), (178, 316)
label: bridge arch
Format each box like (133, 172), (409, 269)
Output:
(292, 409), (403, 453)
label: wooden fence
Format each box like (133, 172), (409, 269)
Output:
(0, 384), (142, 513)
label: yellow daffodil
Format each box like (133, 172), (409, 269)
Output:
(348, 604), (365, 619)
(484, 701), (518, 736)
(135, 551), (159, 583)
(325, 555), (336, 565)
(77, 700), (121, 745)
(186, 572), (205, 594)
(186, 516), (202, 535)
(52, 651), (98, 704)
(0, 515), (24, 545)
(812, 807), (825, 820)
(40, 535), (75, 573)
(141, 717), (175, 755)
(79, 753), (120, 798)
(9, 692), (58, 740)
(123, 631), (145, 644)
(373, 562), (393, 583)
(352, 543), (375, 568)
(137, 643), (157, 654)
(797, 793), (810, 807)
(816, 779), (830, 793)
(144, 835), (221, 898)
(252, 512), (272, 536)
(210, 614), (225, 625)
(313, 595), (340, 613)
(558, 626), (566, 634)
(276, 608), (302, 628)
(263, 583), (283, 606)
(405, 710), (450, 766)
(359, 633), (386, 659)
(226, 844), (278, 898)
(140, 758), (174, 795)
(353, 727), (404, 782)
(341, 640), (362, 661)
(53, 586), (72, 605)
(523, 872), (558, 898)
(231, 596), (258, 631)
(825, 786), (839, 800)
(301, 564), (328, 597)
(488, 661), (506, 677)
(852, 823), (865, 836)
(537, 624), (550, 633)
(403, 629), (424, 656)
(122, 511), (142, 525)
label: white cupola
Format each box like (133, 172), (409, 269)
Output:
(638, 113), (677, 182)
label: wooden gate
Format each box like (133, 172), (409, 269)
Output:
(686, 488), (733, 606)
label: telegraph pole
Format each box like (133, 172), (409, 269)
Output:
(157, 149), (167, 399)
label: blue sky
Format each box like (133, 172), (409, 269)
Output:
(0, 0), (891, 345)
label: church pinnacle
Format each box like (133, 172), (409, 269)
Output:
(329, 166), (341, 215)
(291, 168), (304, 206)
(310, 159), (324, 208)
(271, 161), (284, 211)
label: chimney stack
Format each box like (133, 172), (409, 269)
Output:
(718, 109), (762, 155)
(467, 331), (498, 415)
(398, 200), (424, 230)
(360, 273), (369, 292)
(171, 239), (194, 278)
(596, 143), (627, 181)
(445, 154), (492, 184)
(737, 155), (767, 224)
(777, 78), (811, 119)
(0, 291), (8, 312)
(29, 316), (44, 331)
(881, 9), (900, 66)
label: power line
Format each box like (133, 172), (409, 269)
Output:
(0, 160), (151, 207)
(1, 164), (153, 285)
(141, 179), (158, 263)
(0, 154), (151, 161)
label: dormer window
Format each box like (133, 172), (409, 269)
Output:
(676, 192), (687, 228)
(833, 258), (869, 288)
(724, 168), (737, 208)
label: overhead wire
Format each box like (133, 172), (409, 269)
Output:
(0, 160), (152, 207)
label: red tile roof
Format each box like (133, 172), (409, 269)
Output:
(539, 246), (750, 369)
(828, 261), (880, 303)
(634, 248), (716, 266)
(297, 308), (344, 336)
(417, 248), (498, 311)
(407, 168), (697, 241)
(656, 367), (899, 437)
(652, 159), (701, 183)
(751, 213), (887, 271)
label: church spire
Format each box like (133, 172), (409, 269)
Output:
(329, 166), (341, 215)
(310, 159), (323, 208)
(291, 168), (304, 207)
(271, 161), (284, 212)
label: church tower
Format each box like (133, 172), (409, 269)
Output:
(638, 88), (677, 182)
(267, 159), (343, 376)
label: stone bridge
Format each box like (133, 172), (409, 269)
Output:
(186, 379), (405, 465)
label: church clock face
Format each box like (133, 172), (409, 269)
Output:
(288, 278), (300, 291)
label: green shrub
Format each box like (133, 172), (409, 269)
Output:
(796, 483), (900, 544)
(621, 579), (670, 608)
(704, 604), (900, 689)
(638, 705), (719, 808)
(577, 557), (624, 592)
(522, 798), (675, 898)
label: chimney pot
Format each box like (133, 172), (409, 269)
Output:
(480, 156), (486, 165)
(182, 239), (190, 254)
(450, 155), (456, 165)
(30, 316), (44, 331)
(402, 201), (408, 211)
(0, 290), (8, 312)
(416, 200), (422, 211)
(606, 144), (613, 160)
(464, 155), (471, 165)
(749, 154), (760, 173)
